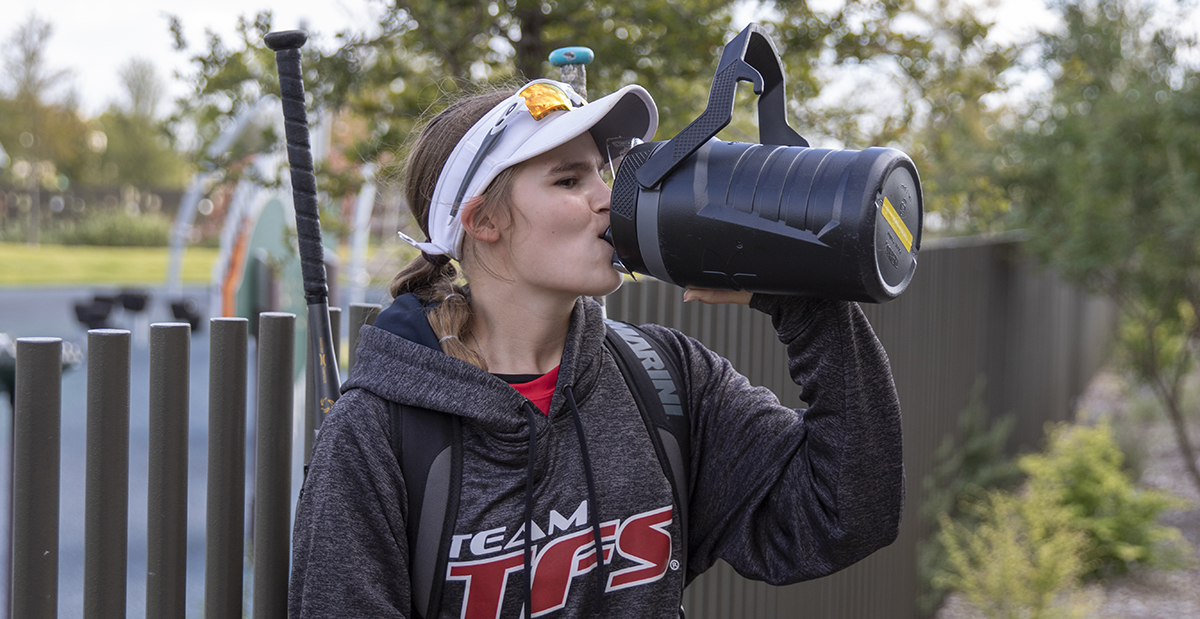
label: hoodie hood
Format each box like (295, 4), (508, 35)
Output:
(342, 293), (607, 433)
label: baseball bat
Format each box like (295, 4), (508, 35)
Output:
(264, 30), (341, 427)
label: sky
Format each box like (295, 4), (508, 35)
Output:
(11, 0), (1189, 121)
(9, 0), (385, 117)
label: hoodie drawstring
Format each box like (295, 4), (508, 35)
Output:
(521, 388), (606, 616)
(522, 402), (538, 619)
(563, 385), (607, 610)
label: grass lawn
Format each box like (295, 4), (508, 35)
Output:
(0, 242), (220, 286)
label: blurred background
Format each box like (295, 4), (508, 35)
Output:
(2, 0), (1200, 617)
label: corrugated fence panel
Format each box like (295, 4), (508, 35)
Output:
(605, 237), (1115, 619)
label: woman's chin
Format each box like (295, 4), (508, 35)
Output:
(574, 271), (624, 299)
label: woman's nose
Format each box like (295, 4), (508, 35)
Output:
(592, 178), (612, 212)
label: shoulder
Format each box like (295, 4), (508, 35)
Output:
(325, 388), (392, 432)
(301, 388), (411, 526)
(311, 389), (396, 468)
(626, 322), (714, 367)
(608, 321), (736, 394)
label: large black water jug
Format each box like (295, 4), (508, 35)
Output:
(607, 24), (922, 303)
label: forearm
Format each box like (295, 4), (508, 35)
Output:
(757, 295), (904, 570)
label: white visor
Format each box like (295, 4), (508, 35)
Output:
(399, 79), (658, 260)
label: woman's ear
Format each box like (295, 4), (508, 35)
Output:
(461, 199), (501, 244)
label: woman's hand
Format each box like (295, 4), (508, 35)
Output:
(683, 287), (753, 305)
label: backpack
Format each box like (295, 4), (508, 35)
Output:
(386, 319), (690, 619)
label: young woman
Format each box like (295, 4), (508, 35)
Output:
(289, 79), (904, 618)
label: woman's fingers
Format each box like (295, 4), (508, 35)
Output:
(683, 287), (753, 305)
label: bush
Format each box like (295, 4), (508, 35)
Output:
(56, 209), (172, 246)
(919, 379), (1023, 613)
(1019, 422), (1193, 578)
(936, 490), (1101, 619)
(934, 419), (1193, 617)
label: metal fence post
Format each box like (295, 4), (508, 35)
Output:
(146, 323), (191, 619)
(348, 303), (381, 374)
(85, 329), (131, 619)
(329, 306), (341, 361)
(252, 312), (295, 619)
(12, 337), (62, 619)
(206, 317), (248, 619)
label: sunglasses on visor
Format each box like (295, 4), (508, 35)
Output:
(448, 81), (585, 217)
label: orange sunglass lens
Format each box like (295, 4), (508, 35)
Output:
(519, 83), (576, 120)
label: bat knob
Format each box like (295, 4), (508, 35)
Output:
(265, 30), (309, 51)
(549, 46), (594, 66)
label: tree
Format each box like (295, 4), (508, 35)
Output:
(169, 0), (1022, 234)
(164, 3), (744, 240)
(166, 3), (736, 173)
(93, 58), (189, 190)
(1, 13), (89, 243)
(763, 0), (1019, 234)
(3, 13), (70, 105)
(118, 58), (166, 119)
(1009, 0), (1200, 494)
(2, 17), (187, 194)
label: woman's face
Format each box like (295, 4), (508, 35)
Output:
(499, 133), (623, 300)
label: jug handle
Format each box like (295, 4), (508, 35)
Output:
(635, 23), (808, 190)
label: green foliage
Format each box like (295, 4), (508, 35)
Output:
(935, 418), (1193, 616)
(93, 109), (190, 189)
(765, 0), (1019, 235)
(919, 379), (1023, 613)
(1115, 304), (1196, 391)
(54, 209), (172, 247)
(165, 3), (734, 176)
(924, 380), (1024, 521)
(2, 16), (189, 193)
(88, 58), (190, 190)
(1013, 0), (1200, 299)
(165, 0), (1027, 241)
(936, 490), (1102, 619)
(166, 12), (288, 169)
(1019, 422), (1193, 578)
(1008, 0), (1200, 494)
(0, 96), (94, 191)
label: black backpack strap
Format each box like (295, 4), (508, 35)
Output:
(603, 320), (691, 580)
(389, 400), (462, 619)
(374, 293), (464, 618)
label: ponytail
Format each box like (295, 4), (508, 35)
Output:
(389, 87), (517, 371)
(388, 255), (484, 369)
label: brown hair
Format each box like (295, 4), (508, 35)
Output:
(389, 89), (519, 370)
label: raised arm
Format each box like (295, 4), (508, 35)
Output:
(646, 295), (904, 585)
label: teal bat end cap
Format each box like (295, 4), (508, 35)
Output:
(549, 46), (594, 66)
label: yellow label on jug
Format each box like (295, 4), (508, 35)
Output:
(881, 197), (913, 252)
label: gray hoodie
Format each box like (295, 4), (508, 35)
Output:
(289, 293), (904, 618)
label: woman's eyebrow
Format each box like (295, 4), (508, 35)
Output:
(547, 158), (604, 174)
